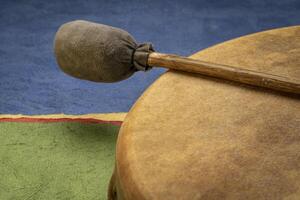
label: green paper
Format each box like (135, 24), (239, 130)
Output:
(0, 122), (119, 200)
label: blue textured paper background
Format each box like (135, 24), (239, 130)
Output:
(1, 0), (300, 114)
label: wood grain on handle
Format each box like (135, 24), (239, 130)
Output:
(148, 52), (300, 95)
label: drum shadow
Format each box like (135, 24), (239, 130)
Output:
(57, 122), (120, 150)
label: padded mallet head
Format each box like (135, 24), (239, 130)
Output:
(54, 20), (300, 94)
(54, 20), (154, 82)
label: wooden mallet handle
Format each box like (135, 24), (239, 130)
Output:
(148, 52), (300, 95)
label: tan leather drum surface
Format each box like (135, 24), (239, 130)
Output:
(111, 26), (300, 200)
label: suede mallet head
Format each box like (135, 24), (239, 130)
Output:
(54, 20), (154, 82)
(54, 20), (300, 94)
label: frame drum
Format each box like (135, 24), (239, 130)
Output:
(109, 26), (300, 200)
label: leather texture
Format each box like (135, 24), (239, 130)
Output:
(110, 26), (300, 200)
(54, 20), (154, 83)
